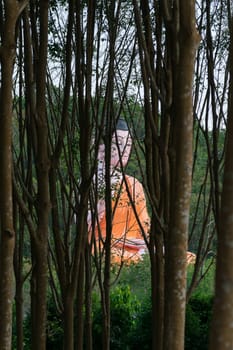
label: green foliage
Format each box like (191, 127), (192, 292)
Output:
(46, 300), (63, 350)
(115, 254), (151, 300)
(186, 262), (214, 349)
(185, 295), (213, 350)
(93, 285), (141, 350)
(187, 262), (215, 298)
(130, 296), (152, 350)
(15, 309), (32, 350)
(130, 292), (213, 350)
(17, 262), (214, 349)
(110, 285), (140, 349)
(185, 303), (202, 349)
(189, 127), (225, 253)
(17, 295), (63, 350)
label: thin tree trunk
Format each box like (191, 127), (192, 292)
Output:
(150, 219), (164, 350)
(0, 2), (26, 349)
(209, 14), (233, 349)
(132, 2), (166, 346)
(76, 253), (85, 350)
(84, 247), (93, 350)
(15, 287), (24, 350)
(30, 2), (50, 349)
(31, 245), (49, 350)
(14, 206), (25, 350)
(64, 290), (75, 350)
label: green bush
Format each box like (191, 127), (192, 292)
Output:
(46, 299), (63, 350)
(18, 296), (63, 350)
(129, 293), (213, 350)
(185, 303), (202, 349)
(110, 285), (140, 349)
(15, 264), (214, 349)
(187, 262), (215, 298)
(92, 285), (141, 350)
(130, 295), (152, 350)
(115, 254), (151, 300)
(185, 294), (213, 350)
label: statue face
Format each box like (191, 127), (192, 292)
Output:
(97, 129), (132, 170)
(112, 129), (132, 168)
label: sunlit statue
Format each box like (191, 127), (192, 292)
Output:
(89, 118), (150, 263)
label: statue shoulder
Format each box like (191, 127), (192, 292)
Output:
(125, 174), (143, 190)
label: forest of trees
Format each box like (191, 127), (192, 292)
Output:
(0, 0), (233, 349)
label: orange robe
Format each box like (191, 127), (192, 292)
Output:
(93, 175), (196, 264)
(95, 175), (150, 263)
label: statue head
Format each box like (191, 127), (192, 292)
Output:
(97, 117), (132, 170)
(112, 118), (132, 167)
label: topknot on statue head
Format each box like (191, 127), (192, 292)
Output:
(115, 117), (129, 131)
(100, 117), (130, 145)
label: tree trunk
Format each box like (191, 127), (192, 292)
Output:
(209, 16), (233, 350)
(31, 244), (49, 350)
(150, 221), (164, 350)
(64, 291), (75, 350)
(76, 254), (85, 350)
(30, 2), (50, 349)
(14, 206), (25, 350)
(84, 247), (93, 350)
(15, 282), (24, 350)
(164, 2), (199, 349)
(0, 2), (25, 349)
